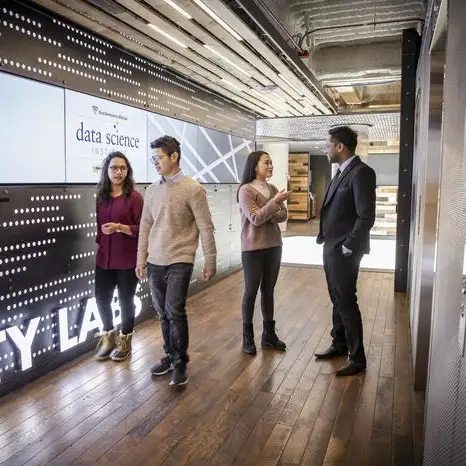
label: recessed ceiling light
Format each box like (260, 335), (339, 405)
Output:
(221, 78), (243, 91)
(147, 23), (188, 48)
(163, 0), (192, 19)
(192, 0), (243, 41)
(204, 44), (250, 77)
(278, 73), (304, 96)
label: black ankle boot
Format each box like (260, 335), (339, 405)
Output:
(262, 320), (286, 351)
(243, 323), (257, 355)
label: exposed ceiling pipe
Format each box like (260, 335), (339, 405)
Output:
(298, 17), (425, 49)
(252, 0), (304, 52)
(325, 80), (401, 88)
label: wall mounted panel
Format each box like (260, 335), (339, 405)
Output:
(0, 72), (66, 183)
(0, 185), (152, 395)
(0, 183), (243, 396)
(65, 89), (147, 183)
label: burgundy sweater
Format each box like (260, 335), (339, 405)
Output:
(238, 183), (288, 252)
(96, 190), (144, 270)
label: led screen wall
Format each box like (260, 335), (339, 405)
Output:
(0, 71), (253, 184)
(65, 89), (148, 183)
(146, 112), (253, 184)
(0, 72), (66, 183)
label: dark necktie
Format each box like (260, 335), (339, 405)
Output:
(326, 168), (341, 200)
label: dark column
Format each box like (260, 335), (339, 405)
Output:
(395, 28), (421, 292)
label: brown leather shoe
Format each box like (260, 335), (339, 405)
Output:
(315, 345), (348, 360)
(335, 362), (366, 376)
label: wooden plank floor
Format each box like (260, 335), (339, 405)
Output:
(0, 267), (424, 466)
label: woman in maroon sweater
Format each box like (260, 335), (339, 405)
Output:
(95, 151), (143, 361)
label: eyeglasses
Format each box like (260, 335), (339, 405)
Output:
(150, 154), (168, 164)
(109, 165), (128, 173)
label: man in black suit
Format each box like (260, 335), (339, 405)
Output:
(315, 126), (376, 376)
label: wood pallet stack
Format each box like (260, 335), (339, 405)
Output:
(288, 153), (310, 221)
(371, 185), (398, 236)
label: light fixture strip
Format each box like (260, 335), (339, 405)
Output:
(221, 78), (242, 91)
(203, 44), (250, 77)
(278, 73), (305, 97)
(192, 0), (243, 41)
(249, 89), (297, 115)
(163, 0), (192, 19)
(147, 23), (188, 48)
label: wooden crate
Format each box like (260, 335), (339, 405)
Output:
(288, 153), (310, 221)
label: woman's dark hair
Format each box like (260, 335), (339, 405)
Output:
(96, 151), (135, 204)
(236, 150), (268, 202)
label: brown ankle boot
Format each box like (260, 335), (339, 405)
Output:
(111, 331), (133, 361)
(95, 329), (116, 360)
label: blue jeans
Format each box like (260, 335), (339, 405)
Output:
(147, 262), (193, 365)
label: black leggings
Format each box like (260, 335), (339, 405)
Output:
(241, 247), (282, 324)
(95, 266), (139, 335)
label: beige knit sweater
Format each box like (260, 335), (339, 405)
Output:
(137, 176), (217, 269)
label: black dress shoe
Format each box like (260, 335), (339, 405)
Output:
(335, 362), (366, 376)
(315, 345), (348, 360)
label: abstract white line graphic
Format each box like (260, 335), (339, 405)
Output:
(197, 128), (248, 181)
(228, 134), (239, 181)
(147, 114), (207, 182)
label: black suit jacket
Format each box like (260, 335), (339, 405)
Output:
(316, 156), (376, 254)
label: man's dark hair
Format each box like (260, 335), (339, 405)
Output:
(150, 135), (181, 163)
(328, 126), (358, 153)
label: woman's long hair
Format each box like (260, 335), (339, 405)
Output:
(96, 151), (135, 204)
(236, 151), (268, 202)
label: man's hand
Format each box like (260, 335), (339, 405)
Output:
(202, 267), (216, 282)
(135, 263), (146, 280)
(102, 222), (120, 235)
(342, 244), (353, 257)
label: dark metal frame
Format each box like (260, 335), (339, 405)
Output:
(395, 28), (421, 292)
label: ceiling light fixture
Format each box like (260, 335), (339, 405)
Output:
(248, 90), (285, 113)
(192, 0), (243, 41)
(203, 44), (250, 77)
(147, 23), (188, 48)
(250, 89), (278, 104)
(304, 96), (317, 107)
(278, 73), (304, 96)
(250, 88), (284, 105)
(221, 78), (242, 92)
(163, 0), (192, 19)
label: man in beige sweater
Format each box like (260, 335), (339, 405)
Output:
(136, 135), (217, 386)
